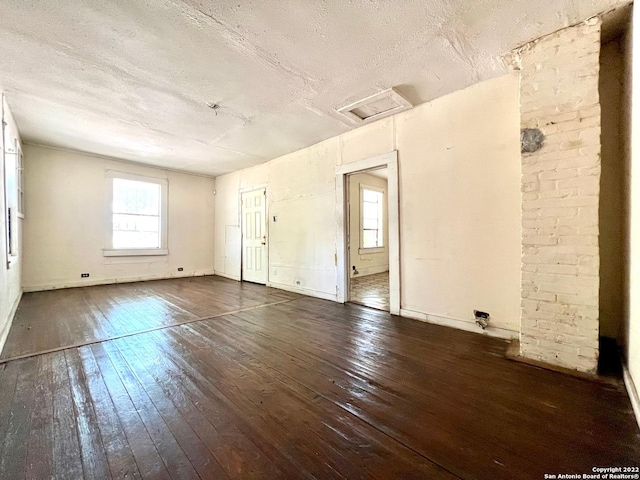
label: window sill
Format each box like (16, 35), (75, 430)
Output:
(359, 247), (385, 255)
(103, 248), (168, 257)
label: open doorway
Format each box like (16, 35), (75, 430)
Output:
(598, 7), (631, 374)
(335, 150), (400, 314)
(347, 168), (389, 311)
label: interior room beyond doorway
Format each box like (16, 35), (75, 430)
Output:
(348, 167), (390, 311)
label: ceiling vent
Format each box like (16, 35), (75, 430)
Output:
(336, 87), (413, 124)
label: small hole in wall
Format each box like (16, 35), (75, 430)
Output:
(521, 128), (545, 153)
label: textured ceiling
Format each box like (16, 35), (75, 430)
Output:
(0, 0), (628, 176)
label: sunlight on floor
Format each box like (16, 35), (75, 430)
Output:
(350, 271), (389, 311)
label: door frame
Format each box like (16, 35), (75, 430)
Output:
(335, 151), (400, 314)
(239, 185), (269, 284)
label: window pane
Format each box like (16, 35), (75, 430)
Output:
(363, 202), (379, 220)
(362, 189), (379, 203)
(113, 213), (160, 249)
(113, 178), (160, 216)
(361, 187), (384, 249)
(363, 229), (378, 248)
(363, 218), (378, 229)
(113, 230), (160, 249)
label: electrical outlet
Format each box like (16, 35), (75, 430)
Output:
(81, 273), (90, 278)
(178, 267), (184, 272)
(474, 310), (490, 330)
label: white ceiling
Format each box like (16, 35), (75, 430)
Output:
(0, 0), (627, 176)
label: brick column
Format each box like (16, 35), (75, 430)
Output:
(516, 20), (602, 373)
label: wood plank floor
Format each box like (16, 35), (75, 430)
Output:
(0, 277), (638, 479)
(350, 272), (389, 311)
(1, 276), (300, 360)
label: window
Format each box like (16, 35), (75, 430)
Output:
(16, 144), (23, 217)
(104, 171), (168, 256)
(3, 122), (20, 262)
(360, 185), (384, 251)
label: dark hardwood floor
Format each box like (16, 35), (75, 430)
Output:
(1, 276), (300, 360)
(0, 276), (638, 479)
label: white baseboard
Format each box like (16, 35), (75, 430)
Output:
(213, 271), (241, 282)
(213, 273), (335, 301)
(0, 290), (22, 356)
(623, 364), (640, 432)
(351, 265), (389, 278)
(23, 270), (216, 292)
(399, 308), (518, 340)
(267, 280), (337, 301)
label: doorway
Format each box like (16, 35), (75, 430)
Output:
(347, 168), (390, 311)
(335, 151), (400, 315)
(241, 187), (267, 284)
(598, 11), (631, 374)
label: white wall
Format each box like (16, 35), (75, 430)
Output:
(22, 145), (215, 290)
(397, 75), (521, 332)
(348, 172), (388, 278)
(0, 96), (23, 352)
(214, 138), (339, 298)
(626, 3), (640, 414)
(215, 73), (522, 332)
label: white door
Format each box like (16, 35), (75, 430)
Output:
(241, 188), (267, 284)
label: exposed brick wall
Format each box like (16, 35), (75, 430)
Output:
(515, 20), (602, 373)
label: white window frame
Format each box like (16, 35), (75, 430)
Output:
(16, 143), (24, 218)
(359, 184), (385, 254)
(2, 120), (19, 263)
(104, 170), (168, 257)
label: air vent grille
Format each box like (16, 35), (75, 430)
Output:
(336, 87), (412, 124)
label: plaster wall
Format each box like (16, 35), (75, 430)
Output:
(0, 96), (23, 353)
(214, 138), (339, 298)
(348, 172), (389, 278)
(396, 75), (522, 331)
(627, 3), (640, 408)
(22, 145), (216, 290)
(215, 73), (522, 332)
